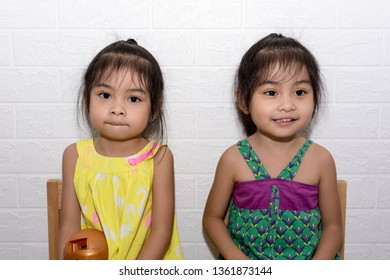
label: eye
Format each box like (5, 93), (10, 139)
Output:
(264, 90), (277, 96)
(98, 92), (111, 99)
(295, 90), (306, 96)
(128, 96), (141, 103)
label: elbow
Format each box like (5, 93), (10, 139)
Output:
(338, 226), (344, 248)
(161, 232), (172, 249)
(202, 215), (207, 229)
(202, 214), (212, 236)
(154, 228), (172, 248)
(323, 224), (344, 250)
(332, 223), (344, 247)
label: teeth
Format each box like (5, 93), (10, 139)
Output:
(275, 119), (293, 123)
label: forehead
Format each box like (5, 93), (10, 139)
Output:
(96, 68), (146, 90)
(263, 62), (309, 83)
(98, 68), (137, 84)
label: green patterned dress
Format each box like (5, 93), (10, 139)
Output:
(224, 139), (339, 260)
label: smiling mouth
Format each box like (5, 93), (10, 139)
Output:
(274, 118), (296, 123)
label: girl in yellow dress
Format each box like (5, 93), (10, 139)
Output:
(58, 39), (183, 260)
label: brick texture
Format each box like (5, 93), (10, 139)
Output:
(0, 0), (389, 260)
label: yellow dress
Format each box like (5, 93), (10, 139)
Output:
(74, 139), (183, 260)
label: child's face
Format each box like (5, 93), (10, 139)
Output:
(88, 69), (151, 142)
(248, 63), (314, 141)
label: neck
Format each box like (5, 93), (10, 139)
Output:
(248, 132), (305, 152)
(93, 136), (149, 157)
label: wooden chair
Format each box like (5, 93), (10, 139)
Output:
(46, 179), (62, 260)
(337, 180), (347, 259)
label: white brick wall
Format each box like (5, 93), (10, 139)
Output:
(0, 0), (389, 260)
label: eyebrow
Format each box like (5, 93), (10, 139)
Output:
(260, 79), (312, 86)
(94, 83), (147, 94)
(295, 80), (312, 85)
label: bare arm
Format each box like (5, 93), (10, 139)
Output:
(57, 144), (81, 259)
(312, 147), (343, 260)
(202, 147), (249, 260)
(136, 147), (175, 259)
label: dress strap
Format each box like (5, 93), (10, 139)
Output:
(237, 139), (313, 181)
(126, 140), (161, 166)
(277, 139), (312, 180)
(237, 139), (271, 180)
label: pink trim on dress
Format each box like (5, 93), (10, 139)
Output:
(127, 141), (160, 166)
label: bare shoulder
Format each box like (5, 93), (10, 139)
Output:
(62, 143), (78, 164)
(219, 144), (242, 165)
(309, 142), (335, 165)
(214, 143), (248, 183)
(61, 143), (78, 181)
(308, 142), (337, 183)
(154, 145), (174, 183)
(154, 145), (174, 166)
(152, 145), (174, 194)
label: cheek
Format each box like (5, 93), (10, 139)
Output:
(88, 112), (98, 128)
(143, 103), (153, 121)
(88, 105), (98, 118)
(249, 101), (271, 117)
(303, 102), (315, 123)
(89, 99), (106, 114)
(88, 106), (104, 125)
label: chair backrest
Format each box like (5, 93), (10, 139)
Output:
(337, 180), (347, 260)
(46, 179), (62, 260)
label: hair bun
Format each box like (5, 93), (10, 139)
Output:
(126, 39), (138, 45)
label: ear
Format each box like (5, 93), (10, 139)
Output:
(236, 91), (250, 115)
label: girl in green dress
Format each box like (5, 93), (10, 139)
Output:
(203, 33), (343, 260)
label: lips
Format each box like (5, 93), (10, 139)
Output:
(106, 122), (127, 126)
(273, 117), (298, 126)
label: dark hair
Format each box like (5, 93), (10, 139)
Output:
(78, 39), (165, 141)
(235, 33), (323, 136)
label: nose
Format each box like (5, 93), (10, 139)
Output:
(110, 102), (126, 116)
(278, 95), (296, 112)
